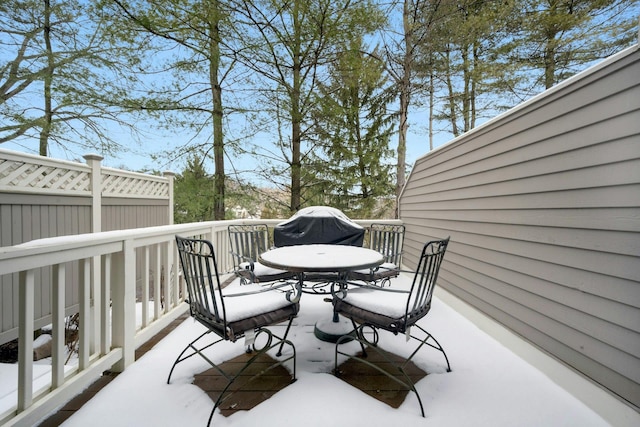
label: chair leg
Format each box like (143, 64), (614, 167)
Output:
(207, 328), (296, 426)
(406, 324), (452, 373)
(334, 330), (426, 417)
(275, 315), (295, 357)
(167, 330), (224, 384)
(334, 322), (451, 418)
(352, 319), (368, 355)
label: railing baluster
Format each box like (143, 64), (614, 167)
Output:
(172, 239), (179, 307)
(162, 242), (170, 312)
(154, 244), (162, 320)
(52, 264), (65, 388)
(102, 254), (112, 354)
(79, 258), (91, 370)
(142, 246), (150, 328)
(18, 269), (34, 411)
(91, 256), (101, 356)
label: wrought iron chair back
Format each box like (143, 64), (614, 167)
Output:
(228, 224), (294, 285)
(170, 235), (298, 426)
(349, 223), (405, 285)
(178, 236), (224, 329)
(229, 223), (269, 262)
(369, 223), (405, 267)
(334, 237), (451, 417)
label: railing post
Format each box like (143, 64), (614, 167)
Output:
(111, 240), (136, 372)
(84, 153), (103, 233)
(163, 171), (175, 225)
(84, 153), (104, 356)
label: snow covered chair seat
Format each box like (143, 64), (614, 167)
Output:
(170, 236), (299, 426)
(333, 237), (451, 418)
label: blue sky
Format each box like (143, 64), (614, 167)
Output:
(2, 102), (454, 182)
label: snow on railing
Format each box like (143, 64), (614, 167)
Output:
(0, 217), (402, 426)
(0, 221), (234, 427)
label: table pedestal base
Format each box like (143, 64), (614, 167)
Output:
(314, 317), (355, 343)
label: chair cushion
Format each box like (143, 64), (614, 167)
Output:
(303, 271), (340, 281)
(339, 286), (409, 319)
(333, 275), (428, 334)
(333, 297), (405, 334)
(226, 305), (299, 342)
(222, 283), (297, 321)
(193, 283), (299, 342)
(253, 262), (291, 277)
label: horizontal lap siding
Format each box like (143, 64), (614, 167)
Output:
(102, 198), (169, 231)
(0, 196), (90, 341)
(0, 194), (170, 344)
(399, 47), (640, 408)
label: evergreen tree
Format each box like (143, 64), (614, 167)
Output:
(229, 0), (385, 214)
(505, 0), (638, 92)
(310, 40), (395, 218)
(173, 154), (215, 223)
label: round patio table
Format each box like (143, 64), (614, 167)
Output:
(259, 244), (383, 342)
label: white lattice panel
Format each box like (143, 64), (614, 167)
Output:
(102, 171), (169, 198)
(0, 149), (170, 199)
(0, 156), (91, 195)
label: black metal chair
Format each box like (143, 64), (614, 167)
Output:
(334, 237), (451, 417)
(228, 224), (295, 285)
(170, 236), (299, 426)
(349, 223), (405, 286)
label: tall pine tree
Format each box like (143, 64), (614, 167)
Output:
(309, 39), (395, 218)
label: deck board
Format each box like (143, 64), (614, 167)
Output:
(193, 346), (427, 417)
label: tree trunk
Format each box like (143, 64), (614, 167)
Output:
(290, 0), (302, 214)
(395, 0), (412, 218)
(462, 43), (471, 133)
(207, 0), (225, 220)
(544, 37), (557, 89)
(39, 0), (53, 156)
(444, 47), (458, 137)
(429, 67), (434, 151)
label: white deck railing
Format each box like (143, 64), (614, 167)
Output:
(0, 218), (401, 426)
(0, 220), (234, 426)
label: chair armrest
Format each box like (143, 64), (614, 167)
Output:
(229, 250), (256, 271)
(224, 281), (301, 303)
(223, 281), (293, 297)
(347, 282), (411, 294)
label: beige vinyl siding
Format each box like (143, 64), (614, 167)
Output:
(399, 45), (640, 409)
(0, 193), (170, 344)
(102, 197), (169, 231)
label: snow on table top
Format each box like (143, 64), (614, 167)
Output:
(259, 244), (383, 272)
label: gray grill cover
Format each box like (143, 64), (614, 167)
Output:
(274, 206), (364, 247)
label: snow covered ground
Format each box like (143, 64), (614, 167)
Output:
(54, 279), (611, 427)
